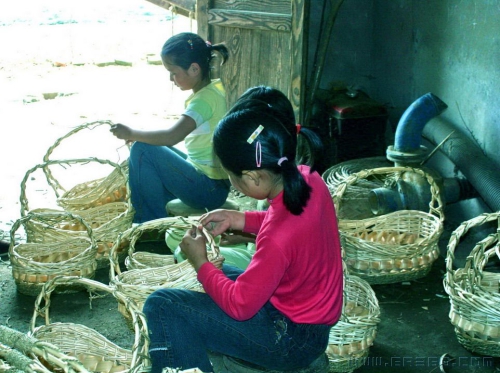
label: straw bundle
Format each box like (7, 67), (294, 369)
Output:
(9, 212), (97, 296)
(333, 167), (444, 284)
(20, 160), (133, 269)
(443, 212), (500, 357)
(326, 274), (380, 372)
(30, 276), (150, 373)
(0, 325), (91, 373)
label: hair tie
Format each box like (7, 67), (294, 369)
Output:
(296, 124), (302, 134)
(277, 157), (288, 166)
(256, 141), (262, 168)
(206, 41), (212, 47)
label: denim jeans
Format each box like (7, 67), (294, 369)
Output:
(128, 142), (230, 223)
(143, 265), (331, 373)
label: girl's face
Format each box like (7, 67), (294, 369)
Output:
(163, 57), (198, 91)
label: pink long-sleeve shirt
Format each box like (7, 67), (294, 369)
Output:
(197, 165), (343, 325)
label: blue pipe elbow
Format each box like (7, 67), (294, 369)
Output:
(394, 93), (448, 152)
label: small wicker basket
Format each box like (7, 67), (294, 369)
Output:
(20, 159), (133, 269)
(110, 218), (219, 325)
(326, 273), (381, 373)
(42, 119), (130, 213)
(120, 217), (193, 271)
(333, 167), (444, 284)
(443, 211), (500, 357)
(29, 276), (151, 373)
(9, 211), (98, 296)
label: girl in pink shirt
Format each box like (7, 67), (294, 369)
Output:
(143, 90), (343, 372)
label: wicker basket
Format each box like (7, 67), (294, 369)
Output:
(0, 325), (91, 373)
(443, 211), (500, 357)
(110, 218), (219, 324)
(29, 276), (150, 373)
(42, 120), (130, 212)
(333, 167), (444, 284)
(326, 273), (380, 373)
(119, 217), (193, 271)
(20, 159), (133, 269)
(9, 212), (98, 296)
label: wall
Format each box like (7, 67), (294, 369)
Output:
(311, 0), (500, 226)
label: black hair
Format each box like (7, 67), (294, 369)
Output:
(161, 32), (229, 80)
(227, 85), (325, 173)
(214, 108), (312, 215)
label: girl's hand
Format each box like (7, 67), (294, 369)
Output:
(199, 209), (245, 237)
(110, 123), (133, 141)
(179, 225), (209, 271)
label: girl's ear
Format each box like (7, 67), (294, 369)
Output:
(189, 63), (201, 75)
(245, 171), (261, 186)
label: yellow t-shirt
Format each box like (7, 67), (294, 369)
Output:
(183, 79), (228, 180)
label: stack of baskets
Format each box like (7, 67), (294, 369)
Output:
(109, 217), (219, 325)
(332, 166), (444, 285)
(443, 211), (500, 357)
(19, 157), (132, 269)
(14, 120), (134, 272)
(30, 275), (151, 373)
(9, 211), (98, 296)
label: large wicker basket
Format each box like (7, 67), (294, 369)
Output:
(29, 276), (150, 373)
(109, 218), (219, 324)
(20, 159), (133, 269)
(0, 325), (91, 373)
(326, 273), (381, 373)
(9, 211), (97, 296)
(333, 167), (444, 284)
(443, 211), (500, 357)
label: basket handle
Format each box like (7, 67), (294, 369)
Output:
(443, 211), (500, 295)
(20, 158), (127, 216)
(9, 211), (96, 254)
(333, 166), (444, 221)
(30, 275), (150, 372)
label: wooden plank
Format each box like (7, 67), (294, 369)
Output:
(291, 0), (307, 123)
(145, 0), (196, 18)
(213, 0), (290, 14)
(208, 9), (292, 32)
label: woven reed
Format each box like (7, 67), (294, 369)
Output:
(443, 211), (500, 357)
(42, 120), (130, 212)
(121, 217), (192, 271)
(20, 160), (133, 269)
(110, 217), (219, 324)
(30, 276), (150, 373)
(333, 167), (444, 284)
(9, 212), (97, 296)
(326, 273), (380, 373)
(0, 325), (91, 373)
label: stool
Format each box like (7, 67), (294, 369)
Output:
(166, 198), (240, 217)
(208, 352), (329, 373)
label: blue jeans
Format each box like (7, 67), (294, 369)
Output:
(143, 265), (331, 372)
(128, 142), (230, 223)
